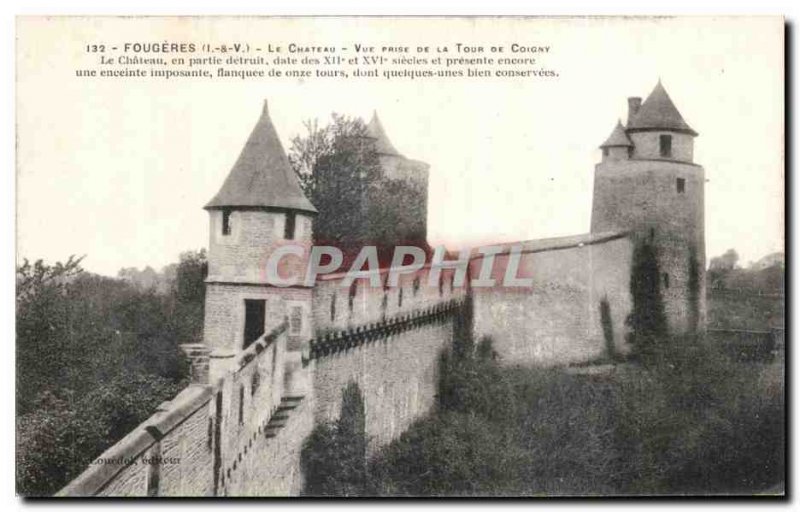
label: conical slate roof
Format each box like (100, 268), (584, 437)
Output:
(627, 81), (698, 136)
(600, 120), (633, 148)
(366, 111), (403, 157)
(205, 101), (317, 213)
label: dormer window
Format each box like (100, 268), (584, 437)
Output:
(659, 134), (672, 158)
(284, 212), (296, 240)
(222, 209), (232, 236)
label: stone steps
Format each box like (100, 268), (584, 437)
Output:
(265, 395), (304, 438)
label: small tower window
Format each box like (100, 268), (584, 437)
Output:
(663, 273), (670, 289)
(222, 209), (232, 236)
(284, 212), (296, 240)
(676, 178), (686, 194)
(659, 134), (672, 158)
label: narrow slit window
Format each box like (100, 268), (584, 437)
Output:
(348, 281), (358, 312)
(238, 386), (244, 425)
(663, 273), (670, 289)
(676, 178), (686, 194)
(659, 134), (672, 158)
(222, 209), (232, 236)
(284, 212), (296, 240)
(289, 305), (303, 336)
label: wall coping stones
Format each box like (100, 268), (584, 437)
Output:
(56, 384), (213, 497)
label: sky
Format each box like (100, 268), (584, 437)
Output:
(16, 16), (784, 276)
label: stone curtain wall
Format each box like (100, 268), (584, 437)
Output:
(309, 300), (462, 453)
(313, 266), (463, 334)
(310, 267), (466, 453)
(470, 233), (633, 367)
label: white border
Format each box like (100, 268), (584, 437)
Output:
(2, 2), (794, 511)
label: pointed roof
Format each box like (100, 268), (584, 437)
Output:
(205, 101), (316, 213)
(366, 111), (403, 157)
(627, 81), (698, 136)
(600, 120), (633, 148)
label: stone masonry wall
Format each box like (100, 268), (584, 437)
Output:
(591, 158), (706, 334)
(313, 266), (462, 335)
(310, 303), (460, 454)
(470, 233), (633, 367)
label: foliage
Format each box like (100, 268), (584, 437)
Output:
(301, 382), (368, 496)
(366, 335), (784, 496)
(288, 114), (429, 266)
(706, 251), (784, 330)
(599, 298), (616, 360)
(288, 115), (381, 255)
(625, 241), (667, 361)
(16, 372), (185, 496)
(437, 338), (516, 423)
(16, 255), (85, 301)
(709, 248), (740, 272)
(368, 412), (517, 496)
(16, 251), (207, 496)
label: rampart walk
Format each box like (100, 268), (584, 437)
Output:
(58, 274), (467, 497)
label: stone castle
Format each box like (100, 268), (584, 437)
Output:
(59, 81), (705, 496)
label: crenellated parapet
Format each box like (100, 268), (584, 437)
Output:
(307, 299), (462, 362)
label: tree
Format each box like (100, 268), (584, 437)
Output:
(16, 253), (198, 495)
(288, 114), (382, 262)
(625, 241), (668, 360)
(301, 381), (368, 496)
(709, 249), (739, 272)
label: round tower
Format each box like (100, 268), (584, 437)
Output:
(364, 112), (430, 257)
(591, 81), (706, 335)
(203, 100), (317, 382)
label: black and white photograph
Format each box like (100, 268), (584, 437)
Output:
(12, 15), (785, 498)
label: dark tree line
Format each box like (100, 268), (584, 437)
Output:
(16, 250), (207, 496)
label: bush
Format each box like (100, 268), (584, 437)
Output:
(16, 372), (184, 496)
(301, 382), (368, 496)
(368, 412), (520, 496)
(367, 334), (784, 496)
(16, 253), (203, 495)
